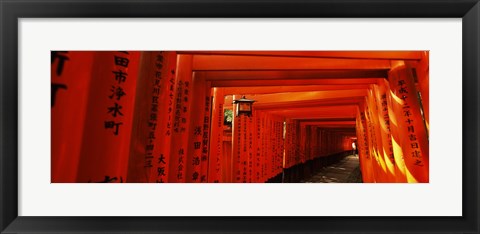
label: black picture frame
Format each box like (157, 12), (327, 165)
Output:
(1, 0), (478, 233)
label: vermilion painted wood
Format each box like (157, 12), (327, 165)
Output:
(205, 70), (388, 81)
(211, 77), (382, 87)
(192, 55), (391, 70)
(168, 55), (193, 183)
(207, 88), (225, 183)
(179, 51), (424, 60)
(51, 52), (94, 182)
(373, 82), (403, 182)
(365, 85), (389, 182)
(76, 52), (141, 183)
(220, 84), (371, 95)
(145, 52), (178, 183)
(388, 61), (429, 183)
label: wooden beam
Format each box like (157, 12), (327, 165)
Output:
(220, 85), (370, 95)
(295, 118), (356, 122)
(300, 121), (356, 126)
(203, 70), (388, 81)
(245, 89), (367, 104)
(192, 55), (391, 71)
(254, 97), (364, 110)
(211, 78), (381, 87)
(263, 105), (357, 119)
(179, 51), (423, 60)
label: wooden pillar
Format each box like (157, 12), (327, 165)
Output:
(184, 72), (210, 183)
(376, 79), (407, 182)
(200, 81), (213, 183)
(388, 61), (429, 183)
(274, 117), (284, 178)
(168, 54), (194, 183)
(261, 114), (268, 180)
(126, 51), (177, 183)
(283, 119), (294, 169)
(51, 51), (94, 182)
(77, 51), (141, 183)
(407, 52), (429, 133)
(356, 107), (375, 183)
(366, 87), (389, 182)
(208, 88), (224, 182)
(252, 110), (261, 182)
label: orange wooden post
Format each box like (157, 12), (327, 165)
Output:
(168, 54), (194, 183)
(408, 52), (429, 133)
(270, 119), (279, 178)
(273, 117), (281, 179)
(336, 135), (340, 153)
(122, 52), (177, 183)
(290, 120), (297, 168)
(185, 73), (204, 183)
(51, 51), (94, 182)
(388, 61), (429, 183)
(366, 87), (389, 182)
(222, 135), (233, 182)
(274, 118), (281, 178)
(141, 52), (178, 183)
(315, 127), (321, 158)
(311, 126), (316, 158)
(283, 119), (289, 169)
(208, 88), (225, 182)
(266, 115), (274, 180)
(319, 129), (325, 157)
(372, 83), (396, 181)
(247, 114), (255, 182)
(363, 102), (385, 182)
(333, 132), (337, 154)
(376, 79), (408, 182)
(262, 115), (268, 180)
(274, 118), (280, 178)
(383, 78), (408, 183)
(261, 112), (269, 182)
(325, 130), (332, 156)
(326, 131), (331, 155)
(299, 124), (306, 163)
(258, 111), (265, 182)
(283, 119), (294, 169)
(275, 117), (284, 178)
(231, 95), (241, 182)
(356, 110), (367, 181)
(251, 110), (259, 182)
(76, 51), (140, 183)
(328, 131), (333, 155)
(325, 130), (329, 156)
(363, 102), (381, 182)
(200, 81), (213, 183)
(356, 107), (375, 183)
(305, 125), (311, 160)
(262, 114), (269, 180)
(293, 120), (301, 167)
(316, 128), (322, 158)
(185, 72), (209, 183)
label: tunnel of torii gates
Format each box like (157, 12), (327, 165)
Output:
(51, 51), (429, 183)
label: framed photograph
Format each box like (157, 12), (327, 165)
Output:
(1, 0), (478, 233)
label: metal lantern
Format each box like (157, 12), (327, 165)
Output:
(233, 95), (255, 117)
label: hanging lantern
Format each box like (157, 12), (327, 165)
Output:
(233, 95), (255, 117)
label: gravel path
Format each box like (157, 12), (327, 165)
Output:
(303, 155), (363, 183)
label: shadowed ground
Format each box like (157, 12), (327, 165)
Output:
(302, 155), (362, 183)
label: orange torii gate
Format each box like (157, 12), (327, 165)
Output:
(51, 51), (428, 183)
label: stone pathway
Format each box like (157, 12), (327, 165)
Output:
(303, 155), (362, 183)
